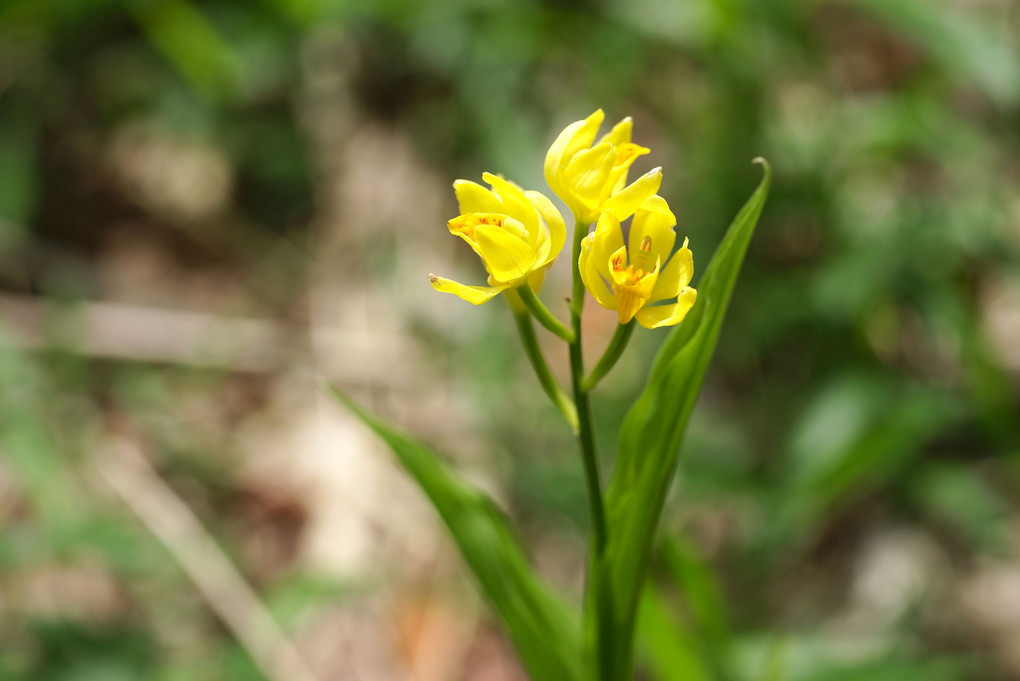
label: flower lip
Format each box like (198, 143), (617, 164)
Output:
(448, 212), (529, 244)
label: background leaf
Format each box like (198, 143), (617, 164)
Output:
(322, 382), (585, 681)
(602, 159), (771, 679)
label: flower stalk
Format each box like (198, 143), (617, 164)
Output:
(582, 320), (636, 392)
(512, 309), (579, 430)
(567, 218), (607, 555)
(517, 284), (575, 343)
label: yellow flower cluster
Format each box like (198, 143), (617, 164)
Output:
(430, 108), (696, 330)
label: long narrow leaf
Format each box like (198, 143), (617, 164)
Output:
(636, 584), (713, 681)
(322, 382), (584, 681)
(602, 159), (771, 679)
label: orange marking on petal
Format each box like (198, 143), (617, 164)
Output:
(449, 213), (508, 238)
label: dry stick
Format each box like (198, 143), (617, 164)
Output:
(96, 437), (322, 681)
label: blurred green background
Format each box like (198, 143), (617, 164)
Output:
(1, 0), (1019, 679)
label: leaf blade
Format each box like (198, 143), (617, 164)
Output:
(602, 159), (771, 679)
(322, 382), (584, 681)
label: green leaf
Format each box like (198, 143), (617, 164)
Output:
(602, 159), (771, 679)
(636, 585), (713, 681)
(660, 536), (731, 650)
(321, 382), (584, 681)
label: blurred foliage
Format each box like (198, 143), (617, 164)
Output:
(1, 0), (1020, 679)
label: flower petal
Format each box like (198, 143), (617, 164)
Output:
(544, 123), (583, 195)
(446, 216), (483, 257)
(474, 223), (537, 283)
(601, 166), (662, 221)
(453, 179), (502, 214)
(562, 143), (615, 212)
(533, 226), (551, 267)
(629, 194), (676, 268)
(596, 116), (633, 147)
(448, 213), (529, 260)
(429, 274), (508, 305)
(603, 143), (650, 200)
(635, 287), (697, 329)
(579, 234), (616, 309)
(591, 211), (624, 281)
(544, 109), (604, 194)
(482, 173), (540, 247)
(649, 237), (693, 303)
(525, 189), (566, 267)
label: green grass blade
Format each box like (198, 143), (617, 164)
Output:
(602, 159), (771, 679)
(322, 382), (584, 681)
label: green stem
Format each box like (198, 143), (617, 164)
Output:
(568, 218), (613, 680)
(517, 283), (575, 342)
(571, 338), (604, 551)
(582, 321), (636, 392)
(512, 312), (579, 430)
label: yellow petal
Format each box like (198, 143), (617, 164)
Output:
(474, 223), (537, 283)
(482, 173), (539, 247)
(591, 211), (624, 281)
(601, 166), (662, 220)
(446, 215), (483, 257)
(544, 109), (604, 194)
(629, 194), (676, 268)
(562, 143), (615, 212)
(533, 227), (551, 267)
(579, 234), (616, 309)
(448, 213), (529, 259)
(603, 143), (651, 200)
(453, 179), (502, 214)
(544, 122), (584, 196)
(635, 287), (697, 329)
(596, 116), (633, 147)
(429, 274), (508, 305)
(525, 189), (566, 266)
(649, 238), (693, 303)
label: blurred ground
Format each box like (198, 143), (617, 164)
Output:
(1, 0), (1019, 679)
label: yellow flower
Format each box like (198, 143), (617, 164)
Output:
(544, 108), (662, 224)
(429, 172), (566, 305)
(578, 194), (697, 328)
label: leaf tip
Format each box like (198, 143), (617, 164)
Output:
(318, 376), (353, 409)
(316, 374), (335, 395)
